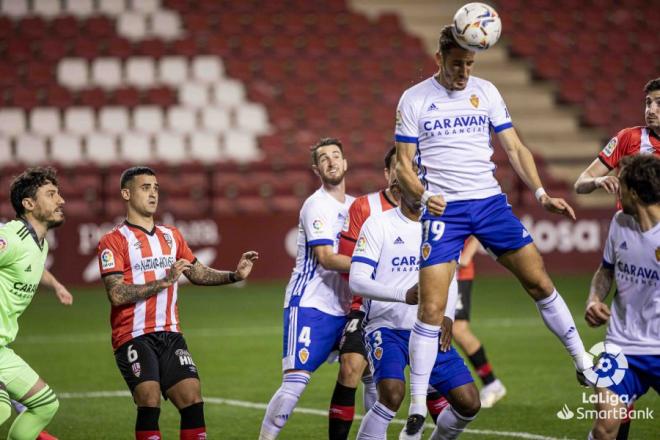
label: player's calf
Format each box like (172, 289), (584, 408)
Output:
(260, 370), (311, 440)
(8, 385), (59, 440)
(0, 383), (11, 426)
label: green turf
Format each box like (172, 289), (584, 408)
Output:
(1, 276), (657, 439)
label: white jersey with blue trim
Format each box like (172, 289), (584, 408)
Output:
(395, 75), (513, 202)
(284, 187), (355, 316)
(602, 211), (660, 355)
(352, 208), (426, 333)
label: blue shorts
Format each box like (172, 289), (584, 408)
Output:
(365, 328), (474, 396)
(282, 306), (347, 372)
(420, 193), (533, 268)
(607, 354), (660, 402)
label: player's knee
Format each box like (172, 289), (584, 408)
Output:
(135, 393), (161, 408)
(455, 395), (480, 419)
(378, 384), (404, 412)
(591, 418), (619, 440)
(418, 302), (445, 325)
(338, 357), (366, 386)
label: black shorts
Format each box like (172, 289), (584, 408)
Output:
(114, 331), (199, 397)
(455, 280), (473, 321)
(339, 310), (368, 359)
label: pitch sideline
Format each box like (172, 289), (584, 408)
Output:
(59, 390), (574, 440)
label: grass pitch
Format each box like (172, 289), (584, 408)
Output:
(2, 275), (657, 439)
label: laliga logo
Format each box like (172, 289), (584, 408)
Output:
(583, 342), (628, 388)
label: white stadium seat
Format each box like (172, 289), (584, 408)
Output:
(212, 79), (245, 108)
(99, 107), (130, 134)
(179, 83), (209, 108)
(166, 107), (196, 133)
(85, 133), (117, 165)
(200, 107), (231, 133)
(64, 107), (96, 136)
(58, 58), (89, 90)
(15, 135), (47, 165)
(192, 56), (224, 84)
(0, 138), (12, 163)
(0, 109), (27, 137)
(133, 106), (164, 134)
(189, 132), (221, 162)
(64, 0), (94, 18)
(131, 0), (160, 14)
(50, 134), (84, 165)
(92, 58), (122, 90)
(235, 103), (270, 135)
(117, 12), (147, 41)
(119, 133), (152, 163)
(158, 56), (188, 86)
(125, 57), (156, 89)
(223, 130), (260, 163)
(1, 0), (28, 19)
(154, 132), (187, 164)
(151, 10), (182, 40)
(98, 0), (126, 16)
(32, 0), (61, 19)
(29, 108), (61, 136)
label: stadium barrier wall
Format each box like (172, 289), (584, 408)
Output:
(29, 204), (617, 286)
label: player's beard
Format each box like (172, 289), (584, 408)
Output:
(321, 169), (346, 186)
(37, 208), (65, 229)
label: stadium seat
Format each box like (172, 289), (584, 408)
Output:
(111, 87), (141, 107)
(29, 108), (61, 136)
(1, 0), (28, 19)
(158, 56), (188, 86)
(57, 58), (89, 90)
(77, 88), (107, 109)
(99, 107), (130, 134)
(200, 107), (231, 133)
(223, 131), (260, 163)
(191, 56), (224, 84)
(15, 135), (47, 165)
(32, 0), (61, 19)
(179, 83), (209, 108)
(132, 0), (160, 14)
(154, 132), (187, 164)
(118, 132), (152, 163)
(86, 133), (118, 165)
(98, 0), (126, 16)
(235, 103), (270, 135)
(151, 10), (182, 40)
(133, 106), (164, 133)
(146, 86), (176, 106)
(0, 109), (27, 137)
(92, 58), (123, 89)
(125, 57), (157, 89)
(0, 138), (11, 164)
(64, 108), (95, 137)
(50, 134), (84, 166)
(212, 79), (245, 108)
(189, 132), (221, 162)
(117, 12), (148, 41)
(166, 107), (196, 132)
(65, 0), (94, 18)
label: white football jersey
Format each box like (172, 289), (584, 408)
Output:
(284, 187), (355, 316)
(602, 212), (660, 355)
(353, 208), (456, 333)
(395, 76), (512, 202)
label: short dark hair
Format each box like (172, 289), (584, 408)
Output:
(120, 166), (156, 189)
(438, 24), (463, 57)
(384, 146), (396, 169)
(310, 137), (344, 166)
(619, 155), (660, 205)
(10, 167), (59, 217)
(644, 77), (660, 95)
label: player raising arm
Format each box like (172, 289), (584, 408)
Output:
(574, 77), (660, 195)
(583, 155), (660, 440)
(98, 166), (257, 440)
(395, 25), (590, 424)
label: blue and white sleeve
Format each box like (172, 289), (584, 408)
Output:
(395, 90), (419, 144)
(487, 82), (513, 133)
(602, 215), (618, 270)
(301, 198), (335, 247)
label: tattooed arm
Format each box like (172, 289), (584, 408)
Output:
(184, 251), (259, 286)
(584, 264), (614, 327)
(103, 259), (192, 306)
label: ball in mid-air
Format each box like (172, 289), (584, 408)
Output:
(451, 2), (502, 51)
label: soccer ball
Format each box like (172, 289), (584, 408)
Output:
(451, 3), (502, 51)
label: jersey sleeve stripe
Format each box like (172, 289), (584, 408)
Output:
(602, 259), (615, 270)
(340, 233), (357, 243)
(351, 256), (378, 268)
(307, 238), (333, 247)
(492, 122), (513, 133)
(597, 155), (614, 170)
(101, 270), (123, 277)
(395, 134), (418, 143)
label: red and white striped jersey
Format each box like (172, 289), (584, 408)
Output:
(97, 221), (196, 350)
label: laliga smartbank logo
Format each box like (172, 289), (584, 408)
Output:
(556, 342), (654, 421)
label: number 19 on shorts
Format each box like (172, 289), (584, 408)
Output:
(422, 220), (445, 242)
